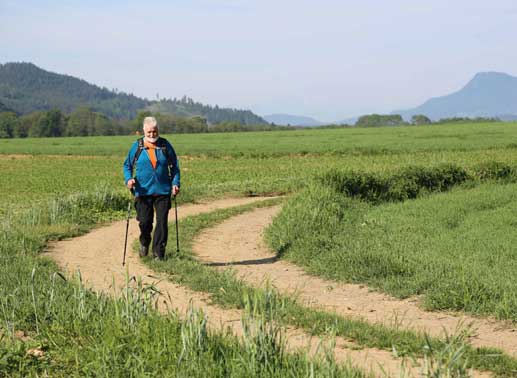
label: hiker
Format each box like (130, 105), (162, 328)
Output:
(123, 116), (180, 260)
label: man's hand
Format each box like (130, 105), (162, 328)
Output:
(127, 179), (136, 190)
(172, 185), (180, 196)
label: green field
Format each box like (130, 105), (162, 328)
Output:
(3, 122), (517, 210)
(2, 122), (517, 376)
(266, 170), (517, 320)
(1, 122), (517, 157)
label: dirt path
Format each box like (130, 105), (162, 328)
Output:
(193, 205), (517, 360)
(45, 197), (443, 378)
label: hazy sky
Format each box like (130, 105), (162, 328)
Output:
(1, 0), (517, 121)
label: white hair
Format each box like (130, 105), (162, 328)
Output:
(143, 116), (158, 130)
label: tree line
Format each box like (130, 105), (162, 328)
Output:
(353, 114), (499, 127)
(0, 108), (287, 138)
(0, 107), (503, 138)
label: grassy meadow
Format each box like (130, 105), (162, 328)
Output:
(266, 166), (517, 320)
(2, 121), (517, 157)
(3, 122), (517, 210)
(2, 121), (517, 376)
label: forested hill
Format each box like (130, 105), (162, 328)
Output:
(148, 97), (267, 125)
(0, 62), (267, 124)
(0, 62), (148, 119)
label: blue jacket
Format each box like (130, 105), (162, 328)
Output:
(123, 137), (181, 197)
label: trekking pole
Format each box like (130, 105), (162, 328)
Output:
(122, 189), (134, 266)
(173, 195), (180, 253)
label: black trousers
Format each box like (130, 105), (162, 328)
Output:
(135, 195), (171, 258)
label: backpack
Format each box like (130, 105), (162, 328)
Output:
(131, 137), (176, 179)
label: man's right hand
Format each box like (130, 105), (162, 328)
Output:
(127, 179), (136, 189)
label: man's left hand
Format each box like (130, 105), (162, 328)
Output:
(172, 185), (180, 196)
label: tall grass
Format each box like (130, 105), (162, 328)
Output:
(3, 145), (517, 212)
(319, 164), (470, 203)
(1, 270), (367, 377)
(266, 162), (517, 319)
(3, 123), (517, 376)
(0, 187), (368, 377)
(141, 199), (517, 376)
(319, 162), (517, 204)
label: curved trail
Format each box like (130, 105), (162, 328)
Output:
(46, 197), (435, 378)
(193, 205), (517, 360)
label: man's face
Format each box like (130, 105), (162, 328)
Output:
(144, 125), (159, 140)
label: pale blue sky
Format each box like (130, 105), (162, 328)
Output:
(1, 0), (516, 121)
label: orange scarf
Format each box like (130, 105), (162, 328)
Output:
(144, 141), (157, 169)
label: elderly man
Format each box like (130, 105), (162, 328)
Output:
(123, 116), (180, 260)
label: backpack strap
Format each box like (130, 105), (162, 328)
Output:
(131, 137), (177, 180)
(130, 137), (145, 177)
(156, 138), (176, 179)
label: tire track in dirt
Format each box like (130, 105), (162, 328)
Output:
(193, 205), (517, 360)
(193, 206), (517, 357)
(45, 197), (442, 378)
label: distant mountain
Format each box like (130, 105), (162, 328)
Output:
(395, 72), (517, 121)
(497, 114), (517, 121)
(263, 113), (323, 127)
(0, 62), (267, 124)
(335, 116), (358, 125)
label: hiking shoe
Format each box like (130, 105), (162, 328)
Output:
(139, 245), (149, 257)
(153, 247), (165, 261)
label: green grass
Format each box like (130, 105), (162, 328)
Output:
(3, 145), (517, 212)
(266, 166), (517, 320)
(0, 190), (368, 377)
(141, 199), (517, 377)
(3, 123), (517, 376)
(1, 122), (517, 157)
